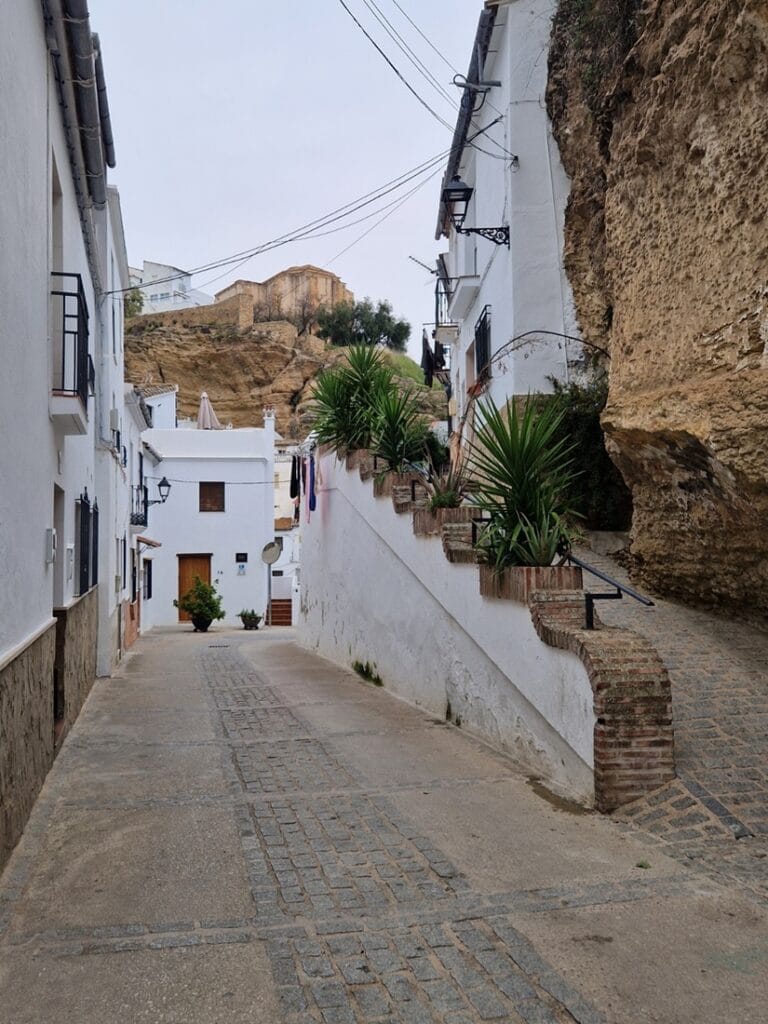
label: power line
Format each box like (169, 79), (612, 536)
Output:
(337, 0), (513, 161)
(112, 148), (450, 296)
(336, 0), (455, 133)
(358, 0), (457, 109)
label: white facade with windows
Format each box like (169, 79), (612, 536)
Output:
(139, 415), (276, 630)
(0, 0), (136, 865)
(434, 0), (581, 430)
(129, 261), (213, 314)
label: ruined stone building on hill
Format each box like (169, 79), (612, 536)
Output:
(215, 265), (354, 325)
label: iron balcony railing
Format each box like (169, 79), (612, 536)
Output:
(51, 272), (90, 407)
(130, 484), (148, 527)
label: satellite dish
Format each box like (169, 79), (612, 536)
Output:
(261, 541), (281, 565)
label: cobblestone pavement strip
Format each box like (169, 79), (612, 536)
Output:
(579, 548), (768, 902)
(1, 627), (766, 1023)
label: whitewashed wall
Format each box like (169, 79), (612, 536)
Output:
(300, 453), (595, 804)
(444, 0), (579, 423)
(140, 427), (275, 629)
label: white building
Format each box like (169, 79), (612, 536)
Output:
(0, 1), (131, 867)
(140, 412), (276, 630)
(129, 260), (213, 314)
(432, 0), (581, 431)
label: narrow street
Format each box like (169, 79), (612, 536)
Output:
(1, 628), (765, 1023)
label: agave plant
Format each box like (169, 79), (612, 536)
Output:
(467, 396), (579, 568)
(311, 346), (395, 454)
(424, 453), (470, 510)
(370, 388), (430, 473)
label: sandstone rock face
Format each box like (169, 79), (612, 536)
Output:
(125, 315), (345, 437)
(549, 0), (768, 615)
(125, 313), (446, 440)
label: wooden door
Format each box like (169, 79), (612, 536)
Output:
(177, 554), (211, 621)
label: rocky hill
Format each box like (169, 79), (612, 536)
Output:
(124, 297), (445, 439)
(548, 0), (768, 615)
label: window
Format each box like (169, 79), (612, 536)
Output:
(143, 559), (153, 600)
(474, 305), (491, 381)
(199, 481), (225, 512)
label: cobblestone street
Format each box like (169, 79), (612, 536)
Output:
(580, 550), (768, 903)
(1, 628), (766, 1023)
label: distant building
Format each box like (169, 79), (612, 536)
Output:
(129, 260), (213, 313)
(215, 265), (353, 324)
(140, 402), (276, 631)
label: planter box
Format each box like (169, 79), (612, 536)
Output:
(413, 504), (477, 537)
(372, 470), (420, 499)
(479, 563), (583, 603)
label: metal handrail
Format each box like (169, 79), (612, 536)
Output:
(562, 550), (654, 629)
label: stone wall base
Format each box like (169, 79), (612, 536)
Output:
(0, 623), (56, 871)
(54, 587), (99, 747)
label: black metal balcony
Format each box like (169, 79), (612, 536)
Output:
(130, 485), (148, 528)
(51, 272), (90, 407)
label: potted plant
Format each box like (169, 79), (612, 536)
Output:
(413, 454), (475, 536)
(467, 396), (583, 600)
(239, 609), (263, 630)
(173, 576), (226, 632)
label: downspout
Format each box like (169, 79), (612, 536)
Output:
(64, 0), (107, 207)
(42, 0), (102, 291)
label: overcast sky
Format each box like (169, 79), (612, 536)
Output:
(88, 0), (483, 360)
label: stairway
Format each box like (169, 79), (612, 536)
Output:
(268, 598), (293, 626)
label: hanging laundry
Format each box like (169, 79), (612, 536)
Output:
(309, 455), (317, 512)
(289, 454), (299, 499)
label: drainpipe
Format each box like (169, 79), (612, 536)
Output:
(63, 0), (107, 207)
(44, 4), (101, 288)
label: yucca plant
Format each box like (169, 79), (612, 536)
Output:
(467, 396), (579, 568)
(370, 388), (430, 473)
(311, 346), (395, 454)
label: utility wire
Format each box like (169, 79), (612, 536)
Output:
(336, 0), (455, 132)
(358, 0), (457, 109)
(109, 148), (450, 296)
(337, 0), (513, 161)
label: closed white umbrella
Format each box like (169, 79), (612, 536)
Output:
(197, 391), (223, 430)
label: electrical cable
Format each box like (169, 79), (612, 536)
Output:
(109, 147), (450, 296)
(336, 0), (455, 132)
(358, 0), (458, 109)
(337, 0), (513, 161)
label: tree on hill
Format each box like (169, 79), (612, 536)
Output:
(124, 287), (144, 318)
(316, 298), (410, 351)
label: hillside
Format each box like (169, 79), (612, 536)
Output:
(124, 298), (445, 439)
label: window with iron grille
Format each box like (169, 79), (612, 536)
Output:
(76, 491), (98, 596)
(474, 305), (491, 381)
(199, 481), (225, 512)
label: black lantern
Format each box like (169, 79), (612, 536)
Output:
(442, 175), (474, 231)
(147, 476), (172, 507)
(441, 174), (509, 247)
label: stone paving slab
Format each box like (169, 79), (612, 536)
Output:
(1, 627), (766, 1022)
(578, 548), (768, 899)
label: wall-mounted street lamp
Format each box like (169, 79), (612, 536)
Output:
(147, 476), (171, 507)
(442, 175), (509, 247)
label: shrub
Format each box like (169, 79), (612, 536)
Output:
(311, 346), (394, 453)
(550, 374), (633, 530)
(370, 388), (429, 473)
(173, 576), (225, 622)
